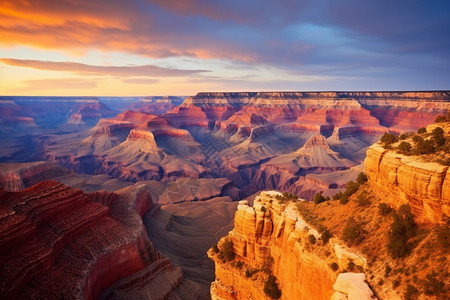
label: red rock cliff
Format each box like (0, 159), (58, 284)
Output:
(0, 181), (181, 299)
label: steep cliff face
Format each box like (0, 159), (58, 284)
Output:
(0, 161), (85, 191)
(364, 144), (449, 224)
(209, 191), (376, 300)
(0, 181), (181, 299)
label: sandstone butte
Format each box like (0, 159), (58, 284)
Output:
(0, 181), (182, 299)
(208, 191), (376, 300)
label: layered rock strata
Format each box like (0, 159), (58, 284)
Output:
(0, 181), (181, 299)
(0, 161), (85, 192)
(209, 191), (376, 300)
(364, 144), (449, 224)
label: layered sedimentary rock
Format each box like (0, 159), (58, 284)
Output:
(364, 144), (449, 224)
(209, 191), (376, 300)
(40, 91), (450, 199)
(0, 161), (84, 191)
(0, 181), (181, 299)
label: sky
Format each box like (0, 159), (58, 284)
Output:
(0, 0), (449, 96)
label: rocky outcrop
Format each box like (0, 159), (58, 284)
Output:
(0, 161), (85, 191)
(0, 181), (181, 299)
(209, 191), (376, 300)
(364, 144), (449, 224)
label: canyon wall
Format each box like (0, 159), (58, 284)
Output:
(364, 144), (449, 224)
(0, 181), (181, 299)
(0, 161), (85, 191)
(209, 191), (376, 300)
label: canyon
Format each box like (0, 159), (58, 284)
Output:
(0, 91), (449, 299)
(28, 91), (450, 200)
(209, 125), (450, 299)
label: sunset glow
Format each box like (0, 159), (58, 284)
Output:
(0, 0), (449, 95)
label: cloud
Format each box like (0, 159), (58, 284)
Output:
(0, 0), (449, 91)
(122, 78), (159, 84)
(17, 78), (98, 91)
(0, 58), (207, 77)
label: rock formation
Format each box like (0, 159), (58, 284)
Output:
(0, 161), (85, 191)
(0, 181), (181, 299)
(40, 92), (449, 200)
(365, 144), (449, 224)
(209, 191), (376, 300)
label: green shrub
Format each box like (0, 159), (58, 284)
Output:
(418, 127), (427, 134)
(412, 135), (424, 144)
(435, 112), (450, 123)
(314, 192), (326, 204)
(404, 284), (419, 300)
(342, 217), (365, 245)
(397, 141), (412, 155)
(381, 132), (398, 148)
(262, 256), (274, 274)
(332, 191), (342, 200)
(245, 269), (252, 277)
(308, 234), (316, 244)
(384, 264), (392, 277)
(378, 203), (392, 216)
(423, 270), (445, 295)
(221, 238), (235, 261)
(393, 278), (401, 288)
(415, 139), (435, 154)
(346, 261), (355, 272)
(399, 133), (407, 140)
(264, 275), (281, 299)
(387, 205), (415, 258)
(356, 190), (372, 207)
(234, 261), (243, 269)
(330, 262), (339, 271)
(356, 172), (368, 185)
(339, 181), (359, 205)
(321, 229), (331, 244)
(432, 127), (445, 147)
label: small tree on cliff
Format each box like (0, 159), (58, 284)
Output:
(264, 274), (281, 299)
(356, 172), (368, 185)
(221, 238), (235, 261)
(387, 204), (415, 258)
(313, 192), (326, 204)
(342, 217), (365, 246)
(381, 133), (398, 148)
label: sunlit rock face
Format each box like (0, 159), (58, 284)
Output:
(365, 144), (449, 224)
(208, 191), (376, 300)
(0, 181), (181, 299)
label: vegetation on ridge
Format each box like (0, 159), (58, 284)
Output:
(380, 112), (450, 165)
(295, 172), (449, 298)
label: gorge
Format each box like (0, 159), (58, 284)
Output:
(0, 91), (449, 299)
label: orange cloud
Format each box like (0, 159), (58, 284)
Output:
(0, 0), (262, 62)
(17, 78), (97, 91)
(0, 58), (207, 77)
